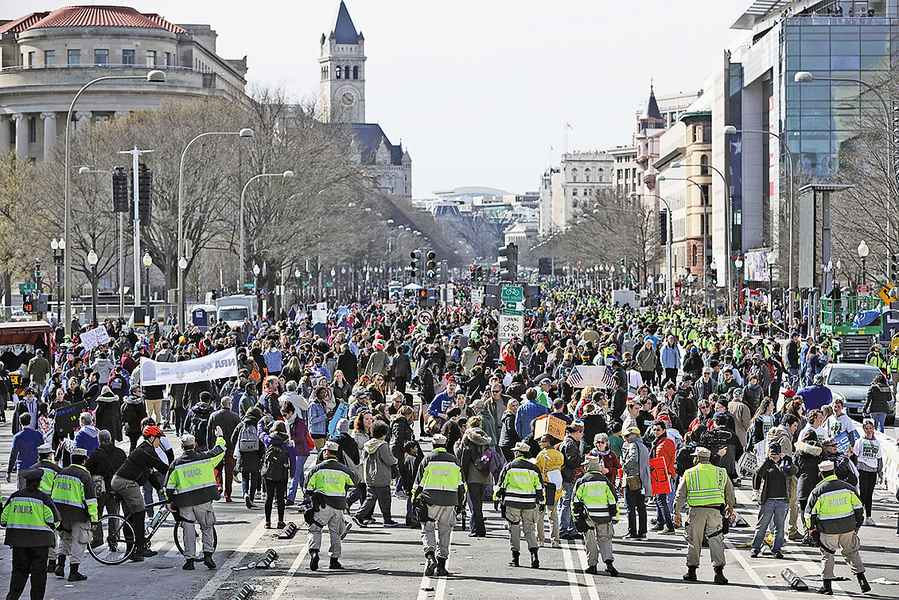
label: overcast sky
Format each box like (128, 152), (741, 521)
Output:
(9, 0), (750, 196)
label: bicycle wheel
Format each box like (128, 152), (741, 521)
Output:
(173, 521), (218, 558)
(88, 514), (135, 565)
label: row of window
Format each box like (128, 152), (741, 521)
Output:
(22, 48), (174, 68)
(321, 64), (361, 81)
(568, 167), (606, 183)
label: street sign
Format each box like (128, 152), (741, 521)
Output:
(242, 283), (254, 290)
(500, 284), (524, 305)
(471, 287), (484, 307)
(18, 282), (36, 295)
(498, 313), (524, 344)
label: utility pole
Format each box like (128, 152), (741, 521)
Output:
(118, 146), (153, 312)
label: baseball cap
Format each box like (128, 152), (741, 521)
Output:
(513, 441), (531, 453)
(322, 440), (339, 453)
(432, 434), (448, 446)
(624, 426), (641, 437)
(692, 446), (712, 459)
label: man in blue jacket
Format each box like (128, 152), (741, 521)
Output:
(7, 413), (45, 490)
(428, 376), (458, 420)
(514, 388), (549, 441)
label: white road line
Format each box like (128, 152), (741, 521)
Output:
(270, 537), (309, 600)
(561, 539), (584, 600)
(725, 542), (782, 600)
(434, 528), (454, 600)
(568, 541), (601, 600)
(415, 525), (455, 600)
(192, 517), (267, 600)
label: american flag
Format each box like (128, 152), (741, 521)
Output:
(566, 366), (616, 389)
(567, 368), (583, 387)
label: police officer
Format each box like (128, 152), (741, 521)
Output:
(412, 433), (464, 577)
(304, 440), (359, 571)
(573, 456), (619, 577)
(496, 441), (544, 569)
(1, 468), (60, 600)
(164, 430), (225, 571)
(674, 446), (735, 585)
(806, 460), (869, 595)
(51, 446), (98, 582)
(33, 444), (61, 574)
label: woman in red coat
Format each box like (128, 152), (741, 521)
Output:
(651, 420), (678, 533)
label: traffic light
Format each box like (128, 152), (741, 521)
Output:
(417, 287), (428, 306)
(426, 250), (437, 279)
(112, 166), (130, 213)
(890, 253), (899, 282)
(498, 243), (518, 282)
(409, 250), (420, 279)
(659, 208), (668, 244)
(137, 163), (152, 225)
(22, 293), (33, 313)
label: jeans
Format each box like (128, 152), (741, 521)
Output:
(654, 492), (674, 530)
(559, 481), (575, 535)
(752, 499), (787, 552)
(214, 454), (236, 500)
(625, 488), (647, 535)
(870, 412), (887, 433)
(241, 470), (261, 501)
(356, 486), (392, 522)
(467, 482), (486, 536)
(288, 454), (309, 502)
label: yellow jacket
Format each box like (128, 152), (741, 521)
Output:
(535, 448), (565, 503)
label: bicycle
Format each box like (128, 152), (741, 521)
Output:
(88, 497), (218, 565)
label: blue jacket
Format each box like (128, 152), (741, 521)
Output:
(307, 402), (327, 436)
(514, 400), (549, 440)
(660, 345), (681, 370)
(428, 391), (454, 418)
(74, 426), (100, 457)
(8, 427), (44, 474)
(798, 384), (832, 411)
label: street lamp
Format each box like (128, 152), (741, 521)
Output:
(50, 238), (65, 324)
(723, 124), (797, 320)
(177, 127), (254, 328)
(142, 251), (152, 327)
(633, 192), (673, 304)
(252, 263), (261, 294)
(766, 250), (777, 313)
(734, 256), (744, 314)
(658, 174), (711, 293)
(63, 69), (166, 338)
(858, 240), (870, 288)
(86, 249), (98, 325)
(239, 170), (295, 290)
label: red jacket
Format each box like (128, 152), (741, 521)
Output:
(652, 435), (677, 477)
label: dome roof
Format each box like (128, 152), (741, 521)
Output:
(6, 5), (185, 34)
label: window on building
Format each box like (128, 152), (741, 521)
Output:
(121, 49), (134, 65)
(598, 168), (604, 181)
(44, 50), (55, 66)
(145, 50), (157, 67)
(28, 116), (36, 144)
(572, 188), (578, 196)
(692, 126), (699, 142)
(94, 49), (109, 66)
(571, 168), (578, 182)
(700, 154), (709, 176)
(585, 168), (591, 182)
(353, 66), (359, 79)
(26, 51), (35, 68)
(692, 245), (698, 267)
(67, 49), (81, 66)
(164, 52), (174, 67)
(336, 65), (342, 79)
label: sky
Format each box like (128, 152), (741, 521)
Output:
(8, 0), (751, 196)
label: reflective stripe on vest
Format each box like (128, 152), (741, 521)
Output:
(307, 467), (353, 497)
(502, 467), (541, 501)
(1, 496), (56, 534)
(575, 479), (615, 518)
(38, 466), (56, 495)
(51, 467), (98, 521)
(420, 456), (462, 492)
(166, 447), (223, 497)
(685, 463), (726, 507)
(812, 477), (861, 522)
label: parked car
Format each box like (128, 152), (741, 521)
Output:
(821, 362), (896, 425)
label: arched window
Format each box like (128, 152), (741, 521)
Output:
(572, 188), (579, 197)
(597, 168), (604, 181)
(585, 168), (591, 182)
(353, 66), (359, 79)
(700, 154), (709, 176)
(571, 168), (578, 183)
(336, 66), (342, 79)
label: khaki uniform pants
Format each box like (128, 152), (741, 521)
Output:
(506, 506), (539, 553)
(787, 476), (800, 536)
(584, 521), (614, 566)
(307, 505), (346, 558)
(180, 501), (216, 558)
(58, 521), (92, 565)
(686, 507), (725, 568)
(421, 505), (454, 559)
(819, 531), (865, 580)
(538, 503), (560, 545)
(145, 399), (163, 424)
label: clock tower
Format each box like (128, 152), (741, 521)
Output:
(319, 0), (366, 123)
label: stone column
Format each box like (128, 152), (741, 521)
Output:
(41, 112), (57, 160)
(0, 116), (10, 154)
(75, 111), (92, 132)
(13, 113), (28, 160)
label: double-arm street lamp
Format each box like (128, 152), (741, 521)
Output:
(142, 251), (152, 327)
(50, 238), (65, 323)
(239, 171), (295, 291)
(63, 70), (166, 337)
(86, 249), (98, 324)
(858, 240), (870, 287)
(177, 128), (254, 329)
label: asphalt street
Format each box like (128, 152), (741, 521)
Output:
(1, 424), (898, 600)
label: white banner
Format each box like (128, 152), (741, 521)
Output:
(565, 365), (612, 389)
(311, 309), (328, 324)
(140, 347), (238, 386)
(81, 325), (110, 351)
(498, 313), (524, 344)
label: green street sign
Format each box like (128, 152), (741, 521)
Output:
(500, 284), (524, 304)
(18, 282), (36, 295)
(242, 283), (255, 290)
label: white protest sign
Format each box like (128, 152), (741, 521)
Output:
(81, 325), (111, 351)
(565, 365), (612, 389)
(498, 313), (524, 344)
(140, 347), (238, 386)
(316, 302), (327, 311)
(383, 303), (397, 313)
(311, 309), (328, 324)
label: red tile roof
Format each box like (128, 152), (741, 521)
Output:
(12, 6), (185, 34)
(0, 12), (51, 35)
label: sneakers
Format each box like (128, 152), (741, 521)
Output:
(352, 516), (369, 528)
(773, 550), (785, 559)
(662, 528), (676, 535)
(750, 548), (760, 558)
(382, 520), (400, 528)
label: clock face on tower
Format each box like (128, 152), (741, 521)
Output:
(341, 91), (356, 107)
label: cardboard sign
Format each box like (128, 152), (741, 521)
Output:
(54, 400), (90, 436)
(649, 456), (671, 495)
(533, 414), (566, 441)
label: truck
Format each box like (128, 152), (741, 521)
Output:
(215, 295), (257, 329)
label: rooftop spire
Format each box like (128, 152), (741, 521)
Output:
(332, 1), (360, 44)
(644, 81), (663, 121)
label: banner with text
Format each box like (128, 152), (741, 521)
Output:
(140, 347), (238, 386)
(80, 325), (111, 351)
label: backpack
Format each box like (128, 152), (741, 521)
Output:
(238, 423), (260, 453)
(262, 444), (290, 482)
(474, 445), (494, 474)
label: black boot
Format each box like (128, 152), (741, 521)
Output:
(203, 552), (216, 569)
(818, 579), (833, 595)
(309, 550), (319, 571)
(714, 566), (729, 585)
(424, 552), (436, 576)
(530, 548), (540, 569)
(585, 564), (598, 575)
(683, 566), (697, 581)
(509, 550), (520, 567)
(54, 556), (66, 577)
(329, 557), (343, 569)
(605, 560), (619, 577)
(182, 558), (195, 571)
(67, 563), (87, 582)
(46, 559), (56, 574)
(435, 557), (449, 577)
(857, 573), (871, 594)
